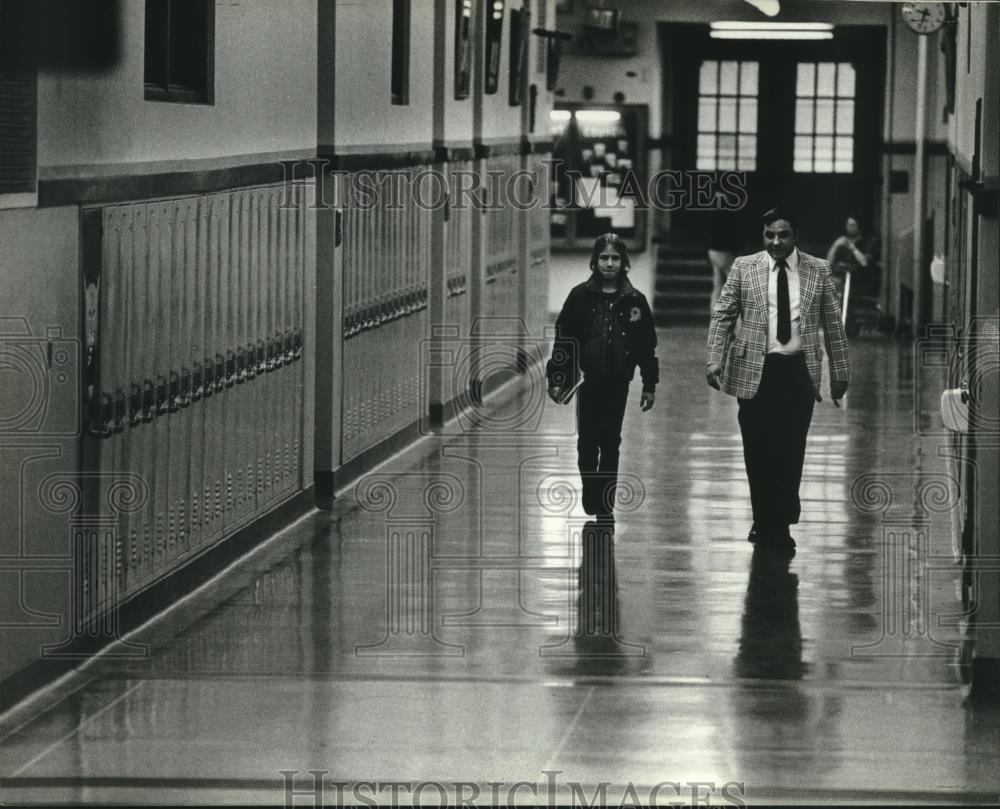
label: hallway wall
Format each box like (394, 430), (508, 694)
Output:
(0, 0), (555, 709)
(37, 0), (318, 171)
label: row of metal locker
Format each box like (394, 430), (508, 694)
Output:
(79, 154), (552, 618)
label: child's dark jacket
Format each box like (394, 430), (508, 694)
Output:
(546, 275), (659, 393)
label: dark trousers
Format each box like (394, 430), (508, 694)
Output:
(577, 379), (630, 515)
(737, 354), (815, 533)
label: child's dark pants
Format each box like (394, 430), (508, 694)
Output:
(576, 379), (630, 516)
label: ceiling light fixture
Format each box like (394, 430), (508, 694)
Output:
(574, 110), (622, 123)
(710, 21), (834, 40)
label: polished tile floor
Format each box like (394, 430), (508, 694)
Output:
(2, 327), (998, 805)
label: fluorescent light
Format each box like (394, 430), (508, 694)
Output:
(575, 110), (621, 123)
(711, 21), (833, 31)
(549, 110), (571, 121)
(709, 22), (834, 40)
(711, 30), (833, 39)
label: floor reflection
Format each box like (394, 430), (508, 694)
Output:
(575, 520), (620, 652)
(734, 547), (807, 681)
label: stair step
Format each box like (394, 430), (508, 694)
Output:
(657, 273), (714, 284)
(654, 312), (710, 327)
(657, 258), (711, 272)
(657, 245), (709, 260)
(655, 290), (711, 301)
(656, 279), (713, 294)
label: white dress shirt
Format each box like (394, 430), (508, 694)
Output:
(766, 249), (802, 355)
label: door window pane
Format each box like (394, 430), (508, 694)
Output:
(740, 62), (758, 95)
(718, 97), (737, 132)
(795, 99), (814, 133)
(796, 63), (815, 96)
(739, 99), (757, 132)
(794, 62), (854, 173)
(698, 98), (717, 131)
(815, 99), (835, 134)
(836, 100), (854, 134)
(699, 61), (718, 94)
(739, 135), (757, 170)
(696, 59), (758, 170)
(816, 62), (836, 96)
(837, 66), (855, 96)
(719, 61), (739, 93)
(697, 134), (717, 165)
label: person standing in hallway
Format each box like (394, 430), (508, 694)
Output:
(706, 207), (849, 552)
(707, 191), (742, 312)
(827, 213), (882, 330)
(547, 233), (658, 519)
(826, 212), (880, 290)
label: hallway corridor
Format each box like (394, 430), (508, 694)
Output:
(1, 328), (998, 805)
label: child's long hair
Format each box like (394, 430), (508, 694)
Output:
(588, 233), (631, 281)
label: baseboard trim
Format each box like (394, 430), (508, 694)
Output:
(0, 486), (315, 714)
(324, 422), (425, 498)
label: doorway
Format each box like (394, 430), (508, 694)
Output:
(661, 23), (886, 256)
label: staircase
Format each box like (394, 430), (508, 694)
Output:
(653, 244), (714, 327)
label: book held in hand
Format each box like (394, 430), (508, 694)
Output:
(556, 377), (585, 404)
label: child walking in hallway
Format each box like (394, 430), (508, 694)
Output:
(546, 233), (659, 519)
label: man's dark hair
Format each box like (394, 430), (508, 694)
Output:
(589, 232), (632, 272)
(760, 206), (798, 231)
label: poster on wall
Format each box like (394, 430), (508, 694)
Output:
(508, 6), (530, 105)
(455, 0), (473, 99)
(484, 0), (505, 94)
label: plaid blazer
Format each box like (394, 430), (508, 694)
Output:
(706, 249), (849, 401)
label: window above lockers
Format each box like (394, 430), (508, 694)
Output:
(392, 0), (411, 105)
(0, 65), (37, 195)
(144, 0), (214, 104)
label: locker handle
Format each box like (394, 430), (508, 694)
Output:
(256, 339), (267, 375)
(265, 337), (276, 372)
(141, 379), (156, 423)
(293, 328), (303, 360)
(246, 345), (257, 381)
(113, 388), (126, 433)
(178, 366), (192, 408)
(202, 357), (215, 399)
(191, 361), (203, 403)
(274, 335), (286, 369)
(129, 383), (143, 427)
(99, 393), (114, 438)
(167, 370), (181, 412)
(214, 353), (226, 392)
(224, 350), (236, 388)
(155, 374), (170, 416)
(85, 393), (110, 438)
(235, 346), (247, 384)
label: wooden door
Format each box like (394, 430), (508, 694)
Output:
(664, 24), (886, 256)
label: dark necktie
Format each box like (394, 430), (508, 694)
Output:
(776, 259), (791, 344)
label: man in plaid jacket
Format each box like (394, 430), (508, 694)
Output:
(706, 206), (849, 553)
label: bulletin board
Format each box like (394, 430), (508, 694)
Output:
(548, 103), (648, 251)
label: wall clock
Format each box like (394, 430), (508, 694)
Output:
(901, 2), (947, 34)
